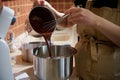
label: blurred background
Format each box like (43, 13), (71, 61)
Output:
(3, 0), (74, 40)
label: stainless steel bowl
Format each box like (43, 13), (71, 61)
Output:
(20, 42), (46, 62)
(33, 45), (77, 80)
(28, 6), (56, 37)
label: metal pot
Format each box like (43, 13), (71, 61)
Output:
(33, 45), (77, 80)
(20, 42), (46, 62)
(28, 6), (56, 37)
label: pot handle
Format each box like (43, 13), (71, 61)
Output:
(33, 47), (39, 56)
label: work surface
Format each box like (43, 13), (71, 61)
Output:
(14, 66), (79, 80)
(12, 53), (79, 80)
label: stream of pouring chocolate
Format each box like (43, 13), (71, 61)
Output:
(29, 7), (56, 57)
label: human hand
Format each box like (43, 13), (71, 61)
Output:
(65, 7), (99, 27)
(33, 0), (52, 9)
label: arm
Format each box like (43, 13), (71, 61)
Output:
(65, 7), (120, 47)
(95, 16), (120, 47)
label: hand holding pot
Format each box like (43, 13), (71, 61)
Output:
(33, 0), (52, 8)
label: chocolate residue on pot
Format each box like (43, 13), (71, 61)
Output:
(29, 6), (56, 57)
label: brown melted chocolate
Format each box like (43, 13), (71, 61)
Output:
(29, 6), (56, 57)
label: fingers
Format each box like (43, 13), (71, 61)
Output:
(68, 13), (81, 24)
(39, 0), (45, 5)
(65, 7), (82, 15)
(34, 0), (45, 6)
(65, 7), (86, 25)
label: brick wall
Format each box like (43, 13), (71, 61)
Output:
(49, 0), (74, 12)
(3, 0), (73, 39)
(3, 0), (33, 40)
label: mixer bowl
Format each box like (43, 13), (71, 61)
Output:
(33, 45), (77, 80)
(29, 6), (56, 37)
(20, 42), (46, 62)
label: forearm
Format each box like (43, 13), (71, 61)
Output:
(94, 16), (120, 47)
(48, 6), (64, 18)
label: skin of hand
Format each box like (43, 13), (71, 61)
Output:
(65, 7), (99, 27)
(33, 0), (48, 7)
(65, 7), (120, 47)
